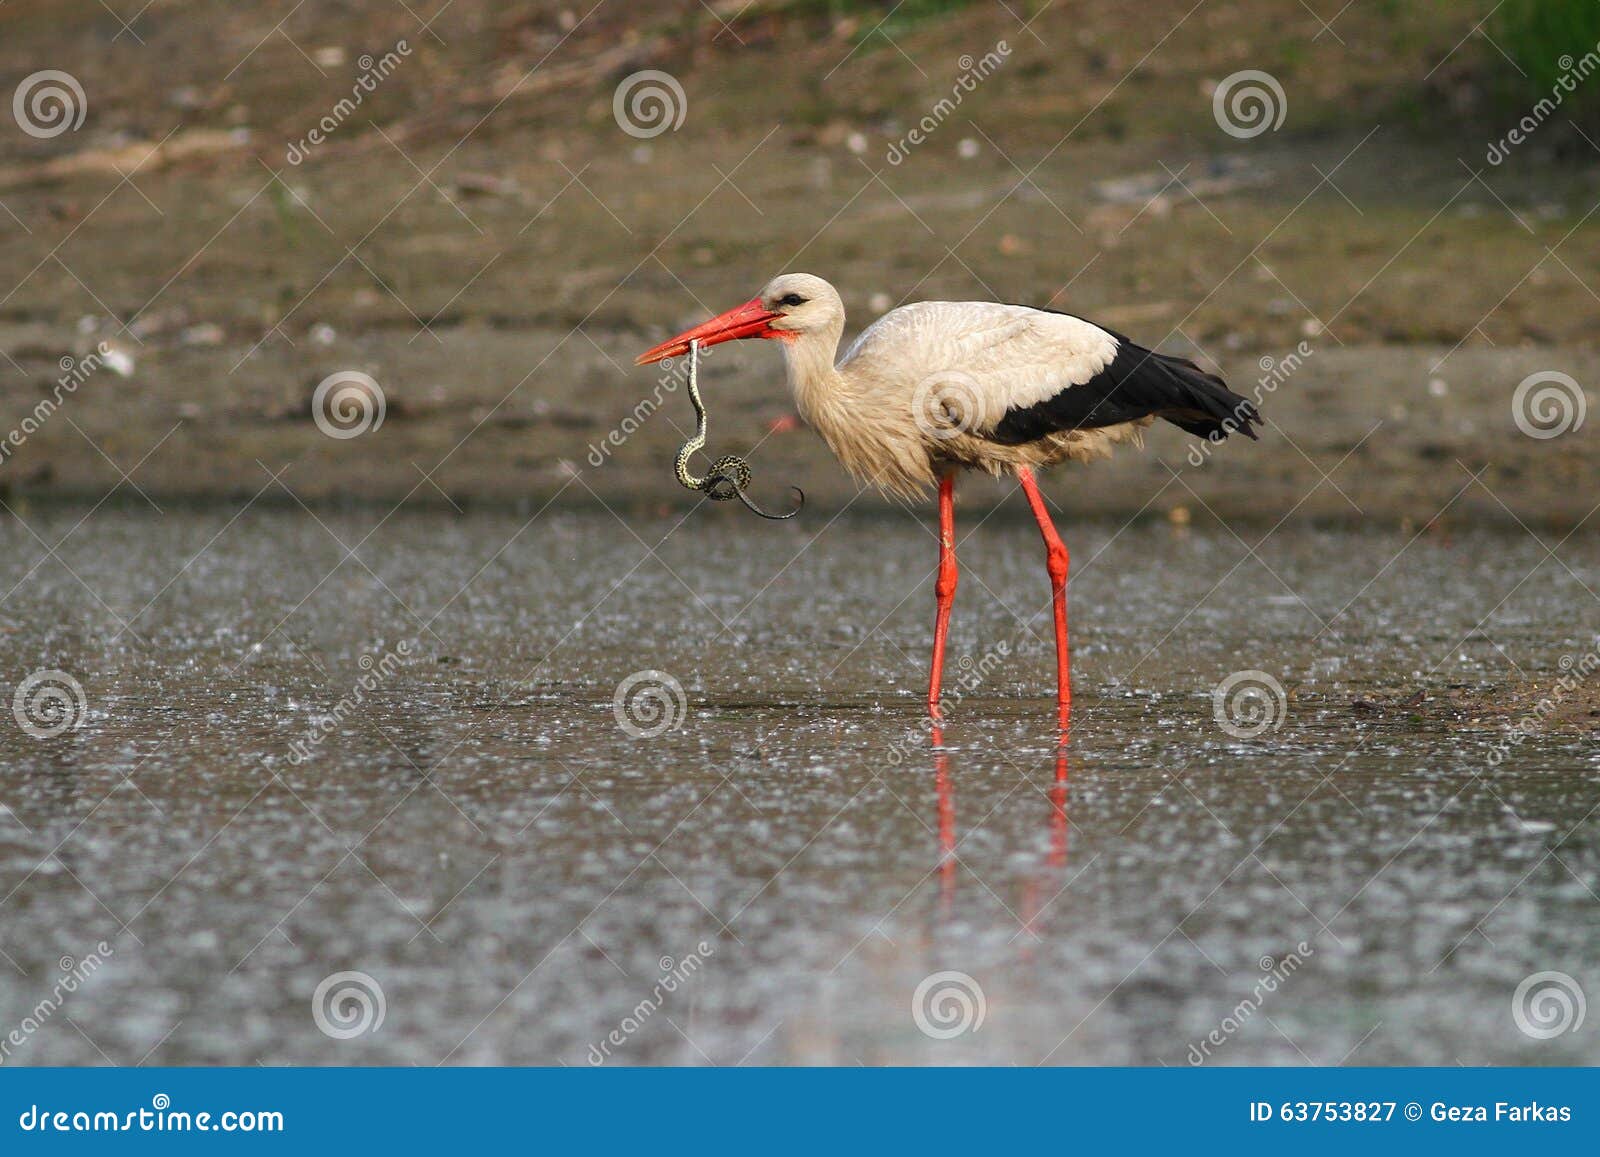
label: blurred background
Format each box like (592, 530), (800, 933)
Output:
(0, 0), (1594, 522)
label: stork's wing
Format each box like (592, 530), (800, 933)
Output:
(842, 301), (1260, 443)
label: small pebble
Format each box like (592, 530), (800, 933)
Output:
(180, 323), (224, 347)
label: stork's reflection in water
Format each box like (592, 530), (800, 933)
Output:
(929, 727), (1072, 928)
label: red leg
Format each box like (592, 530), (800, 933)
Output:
(927, 473), (959, 720)
(1017, 466), (1070, 731)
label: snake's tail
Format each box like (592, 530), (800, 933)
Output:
(734, 484), (804, 521)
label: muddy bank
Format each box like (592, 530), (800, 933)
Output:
(0, 324), (1592, 527)
(0, 1), (1595, 525)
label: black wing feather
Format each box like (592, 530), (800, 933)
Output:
(987, 322), (1261, 447)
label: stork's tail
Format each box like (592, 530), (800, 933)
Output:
(1152, 345), (1260, 441)
(1138, 347), (1261, 442)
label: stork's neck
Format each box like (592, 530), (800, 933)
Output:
(777, 318), (849, 422)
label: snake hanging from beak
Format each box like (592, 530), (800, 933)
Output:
(673, 339), (803, 520)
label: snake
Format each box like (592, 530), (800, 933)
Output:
(673, 339), (803, 520)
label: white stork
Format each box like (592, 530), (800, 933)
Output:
(636, 273), (1261, 729)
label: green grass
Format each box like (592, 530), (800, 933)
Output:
(825, 0), (984, 43)
(1489, 0), (1600, 138)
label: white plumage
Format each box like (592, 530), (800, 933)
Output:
(841, 298), (1121, 415)
(635, 271), (1262, 727)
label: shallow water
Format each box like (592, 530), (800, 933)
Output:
(0, 502), (1596, 1066)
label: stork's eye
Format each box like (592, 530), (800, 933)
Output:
(777, 293), (806, 308)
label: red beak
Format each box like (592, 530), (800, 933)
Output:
(634, 297), (784, 366)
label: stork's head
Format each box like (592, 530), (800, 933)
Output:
(634, 273), (842, 365)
